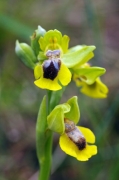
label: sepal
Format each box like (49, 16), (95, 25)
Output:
(47, 96), (80, 134)
(74, 66), (106, 85)
(65, 96), (80, 124)
(62, 45), (96, 68)
(47, 103), (70, 134)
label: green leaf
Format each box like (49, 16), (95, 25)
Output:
(36, 96), (47, 162)
(62, 45), (96, 68)
(47, 103), (70, 134)
(31, 26), (46, 56)
(74, 67), (106, 85)
(0, 14), (34, 39)
(65, 96), (80, 124)
(15, 40), (36, 69)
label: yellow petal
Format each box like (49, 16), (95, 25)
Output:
(80, 82), (107, 98)
(97, 78), (108, 94)
(58, 63), (72, 86)
(74, 74), (108, 98)
(59, 132), (97, 161)
(76, 144), (97, 161)
(77, 126), (96, 143)
(34, 77), (62, 91)
(59, 133), (77, 158)
(86, 145), (97, 156)
(34, 64), (42, 79)
(75, 148), (89, 161)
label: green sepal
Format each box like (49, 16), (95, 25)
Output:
(65, 96), (80, 124)
(31, 26), (46, 56)
(62, 45), (96, 68)
(36, 96), (47, 162)
(47, 103), (71, 134)
(15, 40), (36, 69)
(39, 29), (69, 54)
(74, 67), (106, 85)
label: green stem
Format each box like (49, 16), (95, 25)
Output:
(37, 88), (66, 180)
(47, 90), (52, 113)
(38, 131), (53, 180)
(37, 92), (53, 180)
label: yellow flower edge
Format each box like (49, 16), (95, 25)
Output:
(74, 76), (108, 98)
(78, 126), (95, 143)
(34, 77), (62, 90)
(34, 63), (72, 91)
(59, 126), (97, 161)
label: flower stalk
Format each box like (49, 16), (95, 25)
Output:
(38, 131), (53, 180)
(36, 95), (53, 180)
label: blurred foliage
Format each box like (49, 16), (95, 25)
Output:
(0, 0), (119, 179)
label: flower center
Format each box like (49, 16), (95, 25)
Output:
(46, 49), (61, 59)
(64, 119), (86, 150)
(43, 59), (61, 80)
(43, 49), (61, 80)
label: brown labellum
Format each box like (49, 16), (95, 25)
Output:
(43, 50), (61, 80)
(64, 119), (86, 150)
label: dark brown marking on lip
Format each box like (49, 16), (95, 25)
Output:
(43, 60), (61, 80)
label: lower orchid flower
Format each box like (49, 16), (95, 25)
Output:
(47, 96), (97, 161)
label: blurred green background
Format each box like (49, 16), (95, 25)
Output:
(0, 0), (119, 180)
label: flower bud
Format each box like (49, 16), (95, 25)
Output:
(15, 40), (37, 69)
(31, 26), (46, 56)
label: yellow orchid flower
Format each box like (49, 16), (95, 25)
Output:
(34, 50), (71, 91)
(59, 119), (97, 161)
(47, 97), (97, 161)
